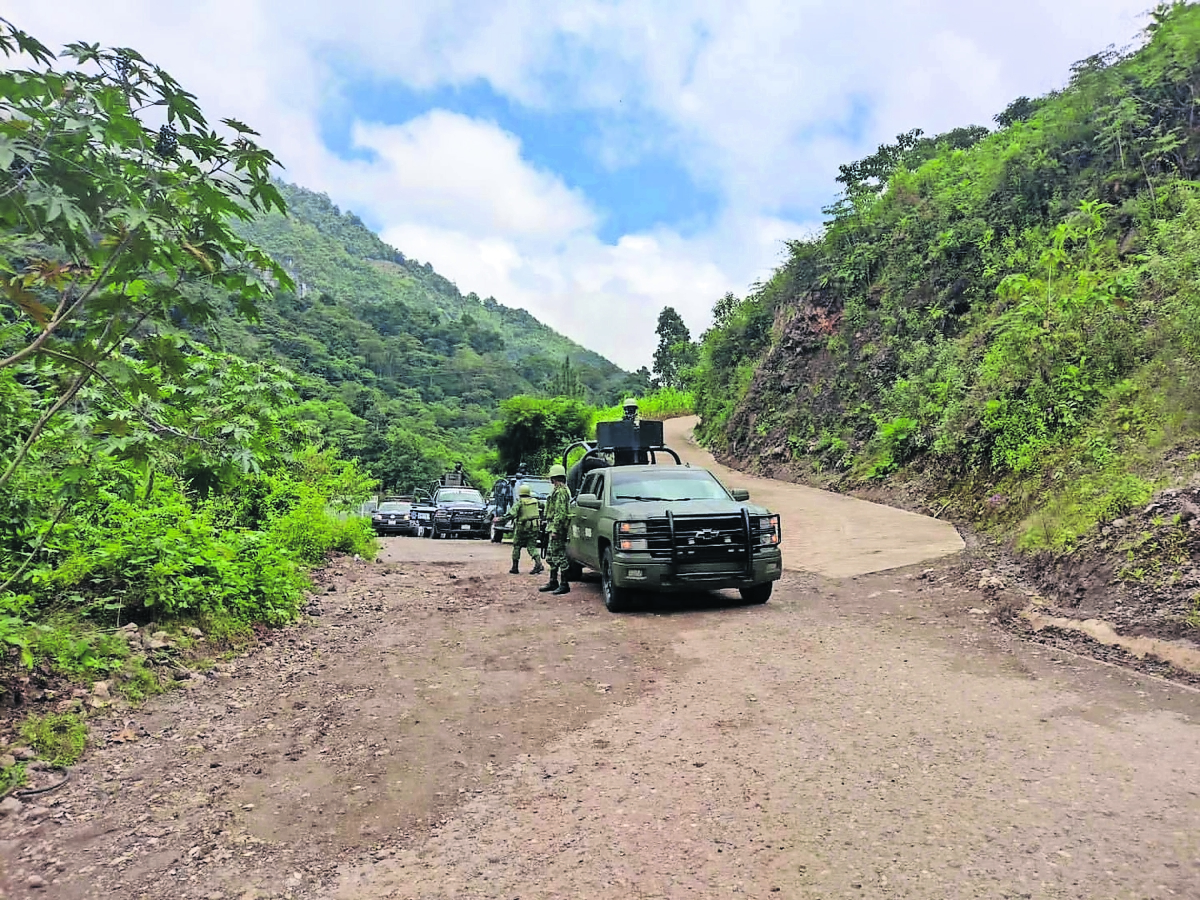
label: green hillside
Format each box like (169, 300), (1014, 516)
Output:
(691, 3), (1200, 627)
(237, 182), (622, 383)
(206, 182), (634, 490)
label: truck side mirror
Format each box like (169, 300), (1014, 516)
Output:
(731, 488), (750, 501)
(576, 493), (601, 509)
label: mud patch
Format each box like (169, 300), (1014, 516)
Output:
(1022, 611), (1200, 681)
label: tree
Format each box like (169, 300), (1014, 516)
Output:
(994, 96), (1041, 127)
(652, 307), (694, 390)
(0, 21), (290, 490)
(712, 292), (739, 329)
(548, 356), (586, 400)
(485, 396), (591, 475)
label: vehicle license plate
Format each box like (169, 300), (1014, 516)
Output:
(418, 513), (429, 520)
(460, 524), (471, 530)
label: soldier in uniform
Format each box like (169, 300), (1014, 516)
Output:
(539, 464), (572, 595)
(506, 484), (544, 575)
(614, 398), (648, 465)
(622, 397), (639, 424)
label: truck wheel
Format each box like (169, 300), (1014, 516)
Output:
(600, 548), (633, 613)
(490, 522), (502, 543)
(565, 560), (584, 581)
(739, 582), (772, 604)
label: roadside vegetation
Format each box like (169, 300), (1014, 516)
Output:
(0, 21), (383, 739)
(484, 388), (695, 477)
(0, 16), (660, 780)
(685, 2), (1200, 584)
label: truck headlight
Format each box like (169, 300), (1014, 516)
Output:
(758, 515), (781, 546)
(618, 522), (648, 535)
(618, 538), (649, 551)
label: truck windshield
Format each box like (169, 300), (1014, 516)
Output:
(610, 469), (731, 503)
(518, 480), (552, 499)
(438, 490), (484, 503)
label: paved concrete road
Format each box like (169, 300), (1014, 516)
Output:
(662, 416), (965, 578)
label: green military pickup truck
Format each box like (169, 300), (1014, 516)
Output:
(565, 463), (783, 612)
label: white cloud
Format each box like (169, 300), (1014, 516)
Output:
(7, 0), (1153, 368)
(347, 113), (596, 242)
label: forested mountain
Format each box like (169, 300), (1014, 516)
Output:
(0, 20), (647, 693)
(691, 4), (1200, 583)
(204, 182), (635, 490)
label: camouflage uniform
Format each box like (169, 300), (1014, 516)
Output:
(508, 495), (543, 571)
(544, 482), (571, 572)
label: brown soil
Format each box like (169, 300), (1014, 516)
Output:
(3, 447), (1200, 900)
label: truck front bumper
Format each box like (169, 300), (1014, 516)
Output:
(610, 549), (783, 591)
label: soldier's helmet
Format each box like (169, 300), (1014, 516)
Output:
(518, 484), (532, 496)
(548, 464), (567, 479)
(623, 397), (638, 409)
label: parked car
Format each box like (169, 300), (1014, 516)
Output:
(487, 475), (552, 542)
(371, 499), (417, 536)
(430, 486), (489, 539)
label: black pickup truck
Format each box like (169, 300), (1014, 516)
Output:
(430, 486), (490, 539)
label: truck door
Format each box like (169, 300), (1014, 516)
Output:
(570, 472), (599, 568)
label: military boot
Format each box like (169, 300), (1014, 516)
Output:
(538, 569), (559, 592)
(551, 574), (570, 596)
(531, 559), (545, 576)
(509, 561), (519, 575)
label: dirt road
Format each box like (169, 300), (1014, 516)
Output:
(661, 417), (965, 578)
(3, 445), (1200, 900)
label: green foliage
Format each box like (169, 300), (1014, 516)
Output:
(0, 19), (628, 691)
(0, 21), (290, 494)
(548, 356), (588, 400)
(118, 656), (167, 704)
(863, 416), (920, 479)
(591, 387), (696, 423)
(486, 396), (593, 475)
(1018, 472), (1154, 551)
(19, 712), (88, 766)
(27, 619), (129, 678)
(651, 307), (696, 390)
(689, 2), (1200, 554)
(0, 760), (25, 796)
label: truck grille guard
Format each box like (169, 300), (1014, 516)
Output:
(628, 510), (759, 576)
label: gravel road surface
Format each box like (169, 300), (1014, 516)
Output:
(3, 435), (1198, 900)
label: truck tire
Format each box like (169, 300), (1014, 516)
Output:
(739, 582), (772, 604)
(600, 548), (633, 613)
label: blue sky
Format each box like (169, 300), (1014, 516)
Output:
(12, 0), (1152, 369)
(316, 75), (723, 244)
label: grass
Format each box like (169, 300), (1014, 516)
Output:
(0, 761), (26, 797)
(591, 387), (695, 427)
(117, 656), (168, 704)
(19, 712), (88, 766)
